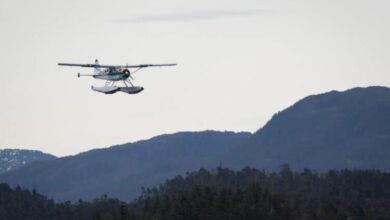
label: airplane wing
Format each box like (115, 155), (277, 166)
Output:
(120, 64), (177, 68)
(58, 63), (177, 68)
(58, 63), (100, 68)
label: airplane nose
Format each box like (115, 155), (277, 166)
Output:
(123, 69), (131, 78)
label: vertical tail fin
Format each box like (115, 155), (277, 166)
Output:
(94, 59), (101, 74)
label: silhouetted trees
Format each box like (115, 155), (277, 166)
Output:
(1, 166), (390, 219)
(136, 166), (390, 220)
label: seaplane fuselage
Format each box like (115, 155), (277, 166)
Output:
(93, 68), (130, 81)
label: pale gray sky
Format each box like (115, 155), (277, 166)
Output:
(1, 0), (389, 156)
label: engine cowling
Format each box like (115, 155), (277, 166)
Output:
(122, 69), (130, 78)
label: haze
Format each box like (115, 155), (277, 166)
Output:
(1, 0), (389, 156)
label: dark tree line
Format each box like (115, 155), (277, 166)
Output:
(136, 165), (390, 220)
(1, 166), (390, 219)
(131, 185), (294, 220)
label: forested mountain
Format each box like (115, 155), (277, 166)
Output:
(2, 167), (390, 220)
(1, 86), (390, 203)
(0, 131), (250, 201)
(0, 149), (56, 174)
(226, 86), (390, 171)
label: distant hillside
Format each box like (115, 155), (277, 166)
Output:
(226, 86), (390, 170)
(0, 149), (56, 174)
(0, 131), (250, 201)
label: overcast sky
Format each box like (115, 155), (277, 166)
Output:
(1, 0), (389, 156)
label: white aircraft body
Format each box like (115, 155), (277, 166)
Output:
(58, 59), (176, 94)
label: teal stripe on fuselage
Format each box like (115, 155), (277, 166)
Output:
(111, 71), (125, 76)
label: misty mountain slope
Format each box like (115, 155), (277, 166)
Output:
(225, 86), (390, 171)
(0, 131), (250, 201)
(0, 149), (56, 174)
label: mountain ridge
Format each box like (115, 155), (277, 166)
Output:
(225, 86), (390, 170)
(0, 130), (250, 201)
(0, 149), (56, 174)
(1, 86), (390, 201)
